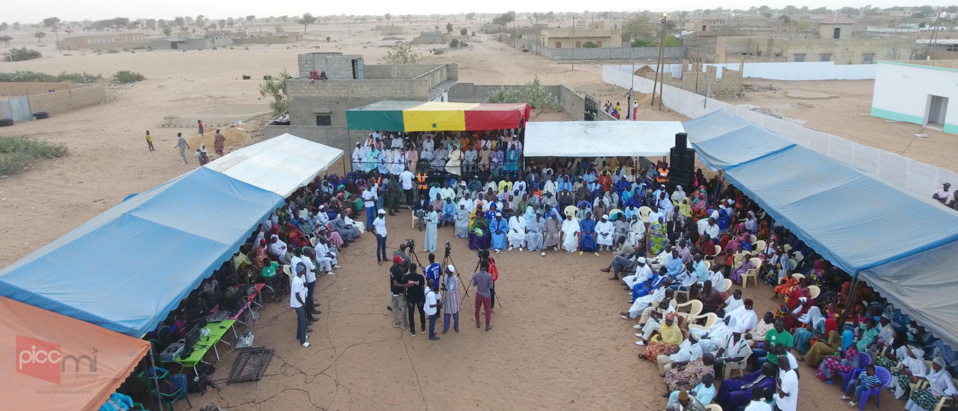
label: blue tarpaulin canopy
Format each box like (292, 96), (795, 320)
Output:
(685, 110), (958, 348)
(0, 167), (284, 337)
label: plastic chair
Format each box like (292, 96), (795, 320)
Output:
(808, 286), (821, 300)
(932, 379), (958, 411)
(753, 240), (766, 253)
(637, 206), (652, 223)
(689, 312), (718, 331)
(150, 373), (192, 409)
(783, 244), (792, 254)
(675, 283), (693, 303)
(563, 205), (578, 220)
(705, 403), (723, 411)
(723, 344), (753, 379)
(723, 278), (732, 292)
(741, 257), (762, 288)
(309, 236), (317, 247)
(855, 366), (892, 410)
(841, 353), (873, 391)
(790, 273), (805, 282)
(676, 300), (703, 319)
(704, 261), (711, 270)
(411, 212), (418, 228)
(705, 246), (722, 262)
(788, 259), (798, 272)
(749, 235), (757, 243)
(792, 251), (804, 264)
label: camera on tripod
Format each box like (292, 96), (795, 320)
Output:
(444, 241), (452, 257)
(405, 238), (415, 249)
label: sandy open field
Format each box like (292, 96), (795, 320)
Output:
(0, 20), (915, 411)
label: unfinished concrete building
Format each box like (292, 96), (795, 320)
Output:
(286, 53), (458, 127)
(638, 63), (744, 99)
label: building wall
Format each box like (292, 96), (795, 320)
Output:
(871, 61), (958, 134)
(381, 26), (403, 35)
(818, 24), (852, 40)
(57, 33), (148, 50)
(287, 79), (430, 126)
(364, 64), (437, 79)
(234, 33), (303, 45)
(297, 53), (363, 78)
(28, 84), (109, 115)
(708, 36), (912, 64)
(641, 63), (744, 99)
(0, 82), (75, 97)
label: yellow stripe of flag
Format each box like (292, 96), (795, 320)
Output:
(402, 102), (479, 132)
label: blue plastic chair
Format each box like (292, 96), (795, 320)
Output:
(856, 366), (892, 410)
(841, 352), (873, 391)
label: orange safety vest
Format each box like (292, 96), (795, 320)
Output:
(656, 167), (669, 183)
(416, 173), (428, 190)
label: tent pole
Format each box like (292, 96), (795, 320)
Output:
(149, 346), (165, 411)
(838, 276), (860, 327)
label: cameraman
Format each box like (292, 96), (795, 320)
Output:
(406, 265), (427, 337)
(393, 242), (411, 271)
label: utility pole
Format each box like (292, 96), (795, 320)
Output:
(651, 14), (667, 108)
(572, 14), (576, 71)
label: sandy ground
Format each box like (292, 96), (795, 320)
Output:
(181, 211), (904, 411)
(0, 21), (911, 410)
(731, 79), (958, 172)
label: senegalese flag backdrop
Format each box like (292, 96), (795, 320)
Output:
(346, 101), (531, 132)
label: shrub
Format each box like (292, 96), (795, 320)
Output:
(460, 28), (468, 35)
(0, 135), (67, 176)
(433, 49), (445, 55)
(583, 41), (599, 48)
(631, 38), (655, 47)
(259, 69), (289, 115)
(105, 48), (120, 53)
(0, 70), (101, 83)
(113, 70), (145, 83)
(382, 43), (421, 64)
(449, 39), (459, 48)
(487, 76), (561, 111)
(4, 47), (42, 62)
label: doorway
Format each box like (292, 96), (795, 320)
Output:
(927, 95), (949, 127)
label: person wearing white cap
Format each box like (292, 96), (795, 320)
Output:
(373, 209), (388, 265)
(507, 213), (526, 251)
(595, 214), (615, 251)
(441, 265), (460, 334)
(489, 212), (508, 253)
(623, 256), (654, 290)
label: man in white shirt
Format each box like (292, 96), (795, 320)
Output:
(424, 279), (441, 340)
(774, 355), (799, 411)
(362, 186), (378, 228)
(399, 168), (415, 208)
(595, 215), (615, 251)
(656, 334), (705, 376)
(291, 265), (310, 347)
(373, 209), (388, 265)
(721, 289), (744, 317)
(726, 299), (758, 333)
(457, 193), (475, 213)
(623, 257), (653, 290)
(701, 217), (720, 240)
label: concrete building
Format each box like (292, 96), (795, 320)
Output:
(380, 26), (403, 35)
(539, 28), (622, 48)
(286, 53), (458, 127)
(413, 31), (444, 44)
(146, 36), (234, 50)
(871, 60), (958, 134)
(56, 33), (147, 51)
(687, 19), (728, 35)
(688, 35), (913, 64)
(819, 13), (855, 40)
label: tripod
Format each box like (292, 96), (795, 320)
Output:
(458, 250), (502, 309)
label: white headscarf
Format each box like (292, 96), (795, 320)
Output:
(799, 305), (824, 329)
(671, 185), (687, 203)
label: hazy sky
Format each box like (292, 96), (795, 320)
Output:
(6, 0), (950, 24)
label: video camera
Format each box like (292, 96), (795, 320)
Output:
(405, 238), (415, 249)
(444, 241), (452, 257)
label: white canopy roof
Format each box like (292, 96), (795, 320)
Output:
(524, 121), (685, 157)
(205, 133), (344, 197)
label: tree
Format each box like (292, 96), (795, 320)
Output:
(493, 11), (516, 26)
(326, 36), (331, 42)
(34, 31), (46, 43)
(218, 19), (225, 29)
(382, 43), (421, 64)
(280, 15), (289, 22)
(0, 35), (11, 47)
(624, 14), (657, 43)
(163, 27), (172, 36)
(0, 23), (7, 32)
(174, 17), (185, 29)
(42, 17), (60, 50)
(779, 15), (791, 24)
(4, 47), (42, 61)
(246, 15), (256, 26)
(195, 15), (205, 27)
(13, 22), (20, 31)
(259, 69), (290, 115)
(226, 17), (235, 28)
(385, 13), (391, 21)
(466, 13), (476, 20)
(446, 22), (453, 33)
(460, 28), (468, 35)
(112, 17), (129, 31)
(582, 41), (598, 48)
(145, 19), (156, 30)
(487, 76), (561, 112)
(299, 13), (317, 34)
(632, 38), (655, 47)
(450, 39), (459, 48)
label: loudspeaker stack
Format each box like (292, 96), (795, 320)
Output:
(669, 132), (696, 193)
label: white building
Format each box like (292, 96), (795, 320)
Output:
(871, 60), (958, 134)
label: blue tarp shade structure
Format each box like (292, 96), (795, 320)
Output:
(684, 111), (796, 170)
(0, 167), (284, 337)
(686, 110), (958, 349)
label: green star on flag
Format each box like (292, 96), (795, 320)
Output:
(431, 122), (438, 128)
